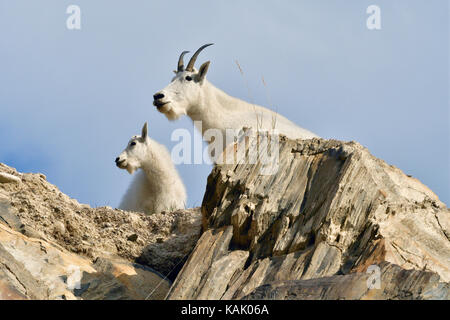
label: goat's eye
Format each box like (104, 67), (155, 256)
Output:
(130, 142), (136, 146)
(185, 76), (193, 81)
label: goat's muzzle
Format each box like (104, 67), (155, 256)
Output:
(153, 92), (169, 109)
(153, 93), (165, 100)
(115, 157), (126, 169)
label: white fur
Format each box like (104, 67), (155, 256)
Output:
(116, 123), (186, 214)
(153, 60), (319, 142)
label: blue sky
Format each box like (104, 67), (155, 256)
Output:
(0, 0), (448, 207)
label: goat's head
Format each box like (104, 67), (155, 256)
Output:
(115, 122), (150, 174)
(153, 44), (213, 120)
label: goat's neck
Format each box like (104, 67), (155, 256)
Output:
(188, 81), (250, 134)
(139, 148), (173, 187)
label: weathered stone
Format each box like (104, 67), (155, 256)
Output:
(0, 162), (202, 299)
(0, 163), (202, 280)
(243, 262), (449, 300)
(0, 222), (95, 299)
(166, 227), (244, 299)
(0, 172), (21, 184)
(74, 258), (170, 300)
(169, 134), (449, 300)
(0, 200), (23, 232)
(1, 130), (449, 300)
(0, 220), (170, 300)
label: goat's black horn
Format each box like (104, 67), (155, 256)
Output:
(177, 51), (190, 72)
(186, 43), (214, 72)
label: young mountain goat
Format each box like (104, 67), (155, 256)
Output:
(153, 44), (319, 144)
(115, 122), (186, 214)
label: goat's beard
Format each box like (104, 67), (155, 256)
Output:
(126, 165), (137, 175)
(158, 104), (186, 121)
(165, 111), (182, 121)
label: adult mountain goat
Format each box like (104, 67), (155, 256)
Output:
(153, 44), (319, 144)
(115, 122), (186, 214)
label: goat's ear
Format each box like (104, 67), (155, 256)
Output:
(173, 70), (177, 74)
(196, 61), (210, 82)
(141, 122), (148, 139)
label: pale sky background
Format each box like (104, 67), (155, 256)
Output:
(0, 1), (448, 208)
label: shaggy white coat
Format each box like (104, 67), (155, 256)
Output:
(154, 61), (319, 142)
(116, 123), (186, 214)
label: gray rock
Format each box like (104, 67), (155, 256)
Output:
(169, 134), (450, 300)
(0, 162), (200, 299)
(0, 220), (170, 300)
(1, 132), (449, 300)
(0, 242), (47, 299)
(0, 200), (23, 232)
(243, 262), (449, 300)
(167, 227), (249, 299)
(0, 163), (202, 280)
(74, 258), (170, 300)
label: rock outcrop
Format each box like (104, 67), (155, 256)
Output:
(167, 134), (449, 300)
(1, 133), (449, 300)
(0, 163), (202, 299)
(0, 221), (170, 300)
(242, 262), (449, 300)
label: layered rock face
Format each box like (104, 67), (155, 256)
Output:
(0, 222), (170, 300)
(1, 133), (449, 300)
(167, 135), (449, 300)
(242, 262), (449, 300)
(0, 163), (202, 299)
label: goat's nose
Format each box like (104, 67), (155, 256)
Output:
(153, 93), (165, 100)
(115, 157), (120, 163)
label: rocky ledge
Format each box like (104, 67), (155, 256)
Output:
(0, 134), (449, 300)
(0, 163), (201, 299)
(167, 135), (449, 300)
